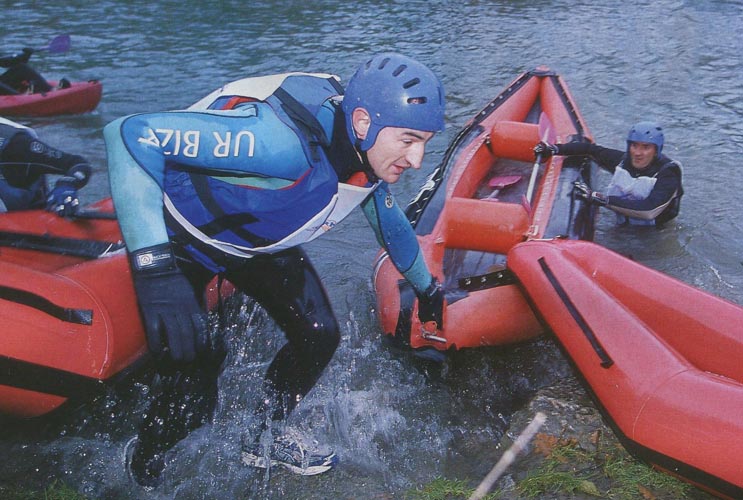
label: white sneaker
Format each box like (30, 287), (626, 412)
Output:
(242, 435), (338, 476)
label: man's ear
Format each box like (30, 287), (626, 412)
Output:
(351, 108), (371, 140)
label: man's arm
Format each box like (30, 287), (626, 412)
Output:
(361, 184), (444, 329)
(552, 142), (625, 173)
(1, 130), (91, 187)
(361, 184), (432, 293)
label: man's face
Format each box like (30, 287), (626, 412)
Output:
(365, 126), (434, 183)
(628, 141), (657, 170)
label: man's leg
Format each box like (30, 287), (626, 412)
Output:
(226, 247), (340, 474)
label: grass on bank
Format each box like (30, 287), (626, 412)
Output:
(0, 481), (88, 500)
(406, 435), (693, 500)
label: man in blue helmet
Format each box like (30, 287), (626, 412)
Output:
(0, 117), (91, 215)
(534, 121), (683, 226)
(104, 53), (446, 486)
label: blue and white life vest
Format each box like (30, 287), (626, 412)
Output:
(606, 160), (682, 226)
(152, 73), (379, 269)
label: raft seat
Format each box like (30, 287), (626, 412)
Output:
(439, 197), (529, 255)
(488, 120), (540, 163)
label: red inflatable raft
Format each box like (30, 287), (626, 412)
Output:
(508, 239), (743, 500)
(0, 79), (102, 117)
(0, 200), (225, 418)
(373, 67), (598, 352)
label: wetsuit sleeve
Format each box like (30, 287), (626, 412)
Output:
(104, 109), (310, 252)
(606, 164), (682, 220)
(361, 183), (432, 294)
(0, 49), (32, 67)
(556, 142), (624, 173)
(104, 116), (171, 252)
(0, 131), (91, 189)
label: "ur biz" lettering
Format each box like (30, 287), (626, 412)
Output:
(138, 128), (255, 158)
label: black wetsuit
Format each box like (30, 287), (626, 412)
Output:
(0, 49), (52, 94)
(0, 120), (90, 211)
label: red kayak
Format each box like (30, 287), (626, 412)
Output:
(0, 200), (228, 418)
(508, 239), (743, 499)
(0, 79), (102, 117)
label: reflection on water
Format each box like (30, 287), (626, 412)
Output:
(2, 0), (742, 497)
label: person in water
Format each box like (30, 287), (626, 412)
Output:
(0, 117), (91, 215)
(0, 47), (66, 94)
(104, 52), (446, 486)
(534, 121), (683, 226)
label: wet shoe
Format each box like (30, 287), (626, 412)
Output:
(241, 435), (338, 475)
(124, 437), (165, 489)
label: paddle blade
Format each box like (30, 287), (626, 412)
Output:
(488, 174), (522, 189)
(538, 112), (556, 144)
(44, 34), (71, 54)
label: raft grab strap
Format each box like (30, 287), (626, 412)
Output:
(458, 268), (517, 292)
(0, 230), (124, 259)
(537, 257), (614, 368)
(0, 355), (104, 398)
(0, 285), (93, 325)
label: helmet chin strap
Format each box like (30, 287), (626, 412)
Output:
(355, 139), (379, 183)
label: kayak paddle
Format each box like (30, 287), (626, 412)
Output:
(483, 175), (522, 201)
(525, 112), (555, 204)
(38, 34), (71, 54)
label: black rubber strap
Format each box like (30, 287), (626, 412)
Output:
(0, 230), (123, 259)
(0, 355), (103, 398)
(538, 257), (613, 368)
(0, 285), (93, 325)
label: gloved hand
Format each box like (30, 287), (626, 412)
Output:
(533, 141), (559, 159)
(130, 244), (208, 364)
(417, 277), (445, 330)
(573, 181), (607, 205)
(46, 177), (80, 217)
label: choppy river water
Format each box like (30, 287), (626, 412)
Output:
(2, 1), (743, 498)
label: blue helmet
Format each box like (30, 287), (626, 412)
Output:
(342, 53), (445, 151)
(626, 121), (664, 158)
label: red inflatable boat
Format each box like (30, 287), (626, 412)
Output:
(0, 200), (225, 418)
(0, 79), (102, 117)
(373, 67), (598, 352)
(508, 239), (743, 499)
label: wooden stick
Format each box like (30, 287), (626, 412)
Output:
(468, 412), (547, 500)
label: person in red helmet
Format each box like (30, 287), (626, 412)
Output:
(534, 121), (683, 226)
(105, 53), (446, 486)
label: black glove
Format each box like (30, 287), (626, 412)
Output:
(417, 277), (445, 329)
(130, 244), (208, 363)
(533, 141), (559, 159)
(573, 181), (607, 205)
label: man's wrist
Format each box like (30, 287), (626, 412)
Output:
(129, 243), (177, 274)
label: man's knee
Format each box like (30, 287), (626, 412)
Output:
(307, 312), (341, 355)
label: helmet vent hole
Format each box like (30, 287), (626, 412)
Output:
(392, 64), (407, 77)
(407, 97), (427, 104)
(403, 77), (420, 89)
(378, 58), (391, 69)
